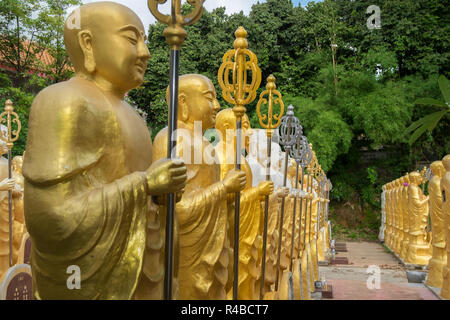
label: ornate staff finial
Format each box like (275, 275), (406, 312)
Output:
(256, 75), (285, 139)
(0, 99), (21, 268)
(218, 26), (261, 120)
(291, 135), (312, 168)
(279, 105), (301, 147)
(0, 100), (21, 150)
(148, 0), (204, 50)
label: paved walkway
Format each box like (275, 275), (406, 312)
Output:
(319, 241), (439, 300)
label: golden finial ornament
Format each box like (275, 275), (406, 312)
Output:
(218, 26), (262, 119)
(147, 0), (204, 50)
(256, 75), (285, 139)
(0, 100), (21, 150)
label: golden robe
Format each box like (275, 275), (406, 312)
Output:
(221, 158), (262, 300)
(23, 78), (151, 300)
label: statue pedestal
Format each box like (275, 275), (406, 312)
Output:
(441, 266), (450, 299)
(426, 246), (447, 288)
(278, 270), (294, 300)
(405, 235), (431, 266)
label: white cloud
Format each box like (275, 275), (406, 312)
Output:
(66, 0), (261, 33)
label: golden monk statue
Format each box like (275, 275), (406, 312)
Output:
(0, 141), (20, 279)
(385, 182), (392, 247)
(405, 172), (431, 265)
(152, 74), (246, 300)
(440, 155), (450, 299)
(395, 177), (405, 254)
(246, 128), (288, 298)
(400, 174), (410, 260)
(392, 179), (400, 253)
(426, 161), (446, 288)
(215, 109), (273, 300)
(23, 2), (187, 300)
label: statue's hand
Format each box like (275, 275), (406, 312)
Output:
(0, 178), (15, 191)
(276, 187), (289, 199)
(223, 169), (246, 193)
(258, 181), (274, 196)
(146, 158), (187, 196)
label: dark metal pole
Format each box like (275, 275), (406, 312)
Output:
(164, 49), (180, 300)
(260, 135), (272, 300)
(233, 120), (242, 300)
(8, 149), (12, 267)
(303, 173), (310, 247)
(308, 177), (313, 244)
(289, 163), (299, 271)
(297, 166), (304, 259)
(275, 147), (290, 290)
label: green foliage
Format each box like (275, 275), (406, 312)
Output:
(0, 74), (33, 156)
(0, 0), (80, 84)
(406, 75), (450, 145)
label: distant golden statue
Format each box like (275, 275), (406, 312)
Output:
(0, 160), (16, 278)
(399, 174), (410, 260)
(440, 155), (450, 299)
(426, 161), (446, 288)
(405, 172), (431, 265)
(215, 109), (273, 300)
(23, 2), (186, 300)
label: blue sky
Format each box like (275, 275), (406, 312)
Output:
(67, 1), (324, 33)
(293, 0), (322, 6)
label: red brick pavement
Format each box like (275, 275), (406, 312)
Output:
(323, 279), (438, 300)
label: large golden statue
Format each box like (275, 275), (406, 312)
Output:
(426, 161), (446, 288)
(215, 109), (273, 300)
(152, 74), (246, 300)
(440, 155), (450, 299)
(405, 172), (431, 265)
(23, 2), (187, 300)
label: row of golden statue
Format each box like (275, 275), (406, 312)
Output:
(380, 155), (450, 299)
(0, 2), (337, 300)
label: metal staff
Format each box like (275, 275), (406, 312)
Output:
(308, 153), (319, 245)
(218, 26), (261, 300)
(0, 100), (21, 267)
(296, 138), (312, 259)
(288, 130), (305, 271)
(148, 0), (204, 300)
(275, 105), (300, 290)
(256, 75), (284, 299)
(302, 144), (314, 251)
(304, 146), (318, 247)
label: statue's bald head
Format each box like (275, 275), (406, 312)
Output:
(64, 2), (145, 73)
(166, 74), (212, 106)
(215, 108), (236, 136)
(431, 161), (445, 177)
(443, 155), (450, 171)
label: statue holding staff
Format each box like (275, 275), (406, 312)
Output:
(23, 2), (187, 300)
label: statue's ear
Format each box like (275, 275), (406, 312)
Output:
(179, 93), (189, 122)
(78, 30), (95, 73)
